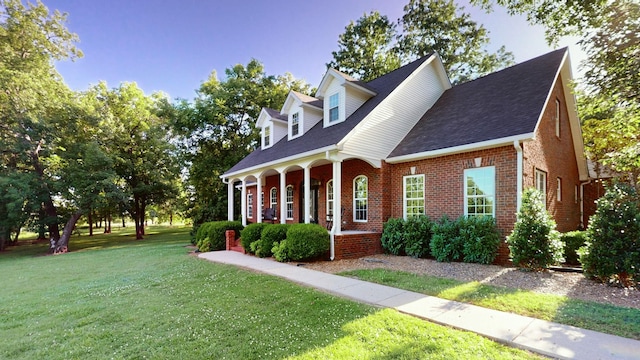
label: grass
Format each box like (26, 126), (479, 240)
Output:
(0, 226), (543, 360)
(340, 268), (640, 340)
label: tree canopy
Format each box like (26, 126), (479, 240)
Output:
(328, 0), (515, 84)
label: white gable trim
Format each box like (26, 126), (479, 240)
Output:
(256, 108), (272, 128)
(385, 133), (534, 164)
(316, 68), (377, 99)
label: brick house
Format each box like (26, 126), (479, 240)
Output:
(221, 48), (590, 263)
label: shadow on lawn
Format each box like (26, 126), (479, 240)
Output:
(2, 225), (191, 258)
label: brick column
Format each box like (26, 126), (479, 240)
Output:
(225, 230), (235, 250)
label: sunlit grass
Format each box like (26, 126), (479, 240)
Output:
(0, 226), (543, 359)
(340, 268), (640, 340)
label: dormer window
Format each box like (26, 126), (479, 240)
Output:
(292, 112), (300, 136)
(263, 126), (271, 147)
(329, 93), (340, 122)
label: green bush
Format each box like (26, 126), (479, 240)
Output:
(430, 216), (464, 262)
(460, 216), (501, 264)
(507, 188), (563, 270)
(199, 221), (244, 251)
(240, 223), (269, 254)
(580, 183), (640, 287)
(561, 231), (587, 265)
(381, 218), (406, 255)
(194, 222), (214, 251)
(404, 216), (434, 258)
(272, 224), (330, 262)
(272, 240), (289, 262)
(255, 224), (289, 258)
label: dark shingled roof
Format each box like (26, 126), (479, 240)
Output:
(224, 54), (433, 175)
(264, 108), (287, 121)
(389, 48), (567, 158)
(291, 91), (323, 109)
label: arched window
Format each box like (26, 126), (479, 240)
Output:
(286, 185), (294, 219)
(353, 175), (368, 222)
(247, 193), (254, 219)
(326, 180), (334, 217)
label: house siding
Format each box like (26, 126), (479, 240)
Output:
(523, 74), (582, 232)
(341, 60), (447, 161)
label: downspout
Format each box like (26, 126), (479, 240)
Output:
(514, 140), (523, 212)
(326, 150), (335, 261)
(579, 179), (592, 229)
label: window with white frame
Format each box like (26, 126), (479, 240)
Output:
(329, 93), (340, 122)
(403, 175), (425, 219)
(464, 166), (495, 217)
(535, 169), (547, 207)
(557, 178), (562, 201)
(555, 99), (561, 137)
(286, 185), (294, 219)
(326, 180), (334, 217)
(270, 187), (277, 210)
(291, 112), (300, 136)
(261, 192), (264, 209)
(263, 126), (271, 147)
(353, 175), (368, 222)
(247, 193), (254, 218)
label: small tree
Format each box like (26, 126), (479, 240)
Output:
(507, 188), (563, 270)
(579, 183), (640, 287)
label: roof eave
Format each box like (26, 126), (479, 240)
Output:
(385, 133), (534, 164)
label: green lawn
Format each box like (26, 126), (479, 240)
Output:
(340, 268), (640, 340)
(0, 226), (543, 359)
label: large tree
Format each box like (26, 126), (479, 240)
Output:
(0, 0), (87, 251)
(327, 11), (401, 82)
(327, 0), (514, 84)
(171, 60), (312, 224)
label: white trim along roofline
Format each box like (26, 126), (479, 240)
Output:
(221, 145), (338, 180)
(385, 133), (535, 164)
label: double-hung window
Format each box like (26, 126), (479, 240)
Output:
(326, 180), (334, 217)
(329, 93), (339, 122)
(286, 185), (294, 219)
(264, 126), (270, 147)
(535, 169), (547, 207)
(404, 175), (425, 219)
(353, 175), (368, 222)
(270, 187), (277, 210)
(291, 112), (300, 137)
(247, 193), (254, 218)
(464, 166), (495, 217)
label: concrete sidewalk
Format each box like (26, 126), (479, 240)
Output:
(198, 251), (640, 360)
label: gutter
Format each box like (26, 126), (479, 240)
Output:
(514, 140), (523, 212)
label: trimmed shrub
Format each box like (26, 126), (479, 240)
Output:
(273, 224), (330, 262)
(561, 231), (587, 265)
(460, 216), (501, 264)
(240, 223), (269, 254)
(404, 216), (434, 258)
(580, 183), (640, 287)
(256, 224), (289, 258)
(200, 221), (244, 251)
(430, 216), (464, 262)
(507, 188), (563, 270)
(381, 218), (406, 255)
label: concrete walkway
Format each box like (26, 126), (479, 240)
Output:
(198, 251), (640, 360)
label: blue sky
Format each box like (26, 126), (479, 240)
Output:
(47, 0), (584, 101)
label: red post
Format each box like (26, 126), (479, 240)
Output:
(225, 230), (235, 251)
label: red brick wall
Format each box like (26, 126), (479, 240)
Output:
(340, 159), (385, 232)
(334, 232), (383, 259)
(522, 74), (581, 232)
(388, 147), (518, 264)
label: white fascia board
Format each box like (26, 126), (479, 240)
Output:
(280, 91), (300, 114)
(385, 133), (534, 164)
(431, 51), (453, 90)
(221, 145), (338, 180)
(300, 102), (323, 112)
(316, 68), (345, 99)
(256, 108), (271, 128)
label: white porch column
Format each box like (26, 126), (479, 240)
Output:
(240, 179), (247, 226)
(257, 176), (263, 223)
(304, 166), (311, 224)
(332, 160), (342, 235)
(227, 180), (234, 221)
(280, 171), (287, 224)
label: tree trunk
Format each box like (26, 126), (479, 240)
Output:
(133, 196), (144, 240)
(32, 148), (60, 241)
(37, 209), (47, 241)
(53, 212), (82, 253)
(88, 209), (93, 236)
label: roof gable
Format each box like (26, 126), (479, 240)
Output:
(389, 48), (568, 159)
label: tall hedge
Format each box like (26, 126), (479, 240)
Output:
(430, 216), (464, 262)
(240, 223), (269, 254)
(255, 224), (290, 258)
(381, 218), (405, 255)
(579, 183), (640, 287)
(404, 216), (434, 258)
(273, 224), (329, 262)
